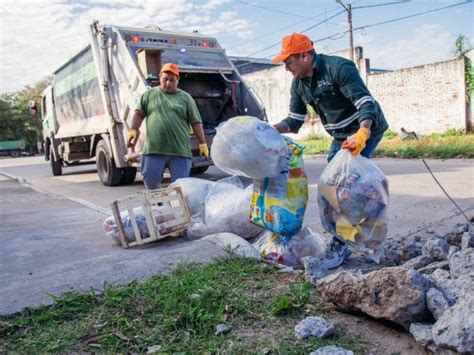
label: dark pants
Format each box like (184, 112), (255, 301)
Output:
(327, 132), (384, 162)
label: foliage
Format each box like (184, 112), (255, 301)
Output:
(298, 130), (474, 158)
(382, 129), (398, 139)
(452, 34), (472, 58)
(465, 57), (474, 98)
(0, 78), (50, 149)
(0, 258), (365, 353)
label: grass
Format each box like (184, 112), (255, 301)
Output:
(298, 130), (474, 158)
(0, 258), (365, 353)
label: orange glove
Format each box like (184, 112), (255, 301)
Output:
(199, 143), (209, 159)
(127, 128), (138, 147)
(342, 127), (370, 156)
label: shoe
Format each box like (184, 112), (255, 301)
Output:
(320, 238), (351, 270)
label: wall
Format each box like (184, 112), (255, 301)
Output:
(368, 59), (466, 134)
(243, 51), (470, 138)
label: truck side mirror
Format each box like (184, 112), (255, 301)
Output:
(29, 100), (38, 116)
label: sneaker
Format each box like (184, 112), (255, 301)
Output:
(320, 238), (352, 269)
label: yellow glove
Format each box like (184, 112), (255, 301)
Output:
(199, 143), (209, 159)
(127, 128), (138, 147)
(342, 127), (370, 156)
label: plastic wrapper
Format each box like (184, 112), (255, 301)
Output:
(103, 207), (175, 245)
(186, 177), (263, 240)
(318, 149), (389, 263)
(252, 225), (327, 267)
(250, 138), (308, 240)
(170, 177), (215, 218)
(211, 115), (288, 178)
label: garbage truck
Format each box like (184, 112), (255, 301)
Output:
(32, 21), (266, 186)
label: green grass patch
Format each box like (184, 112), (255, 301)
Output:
(0, 258), (365, 353)
(298, 132), (474, 158)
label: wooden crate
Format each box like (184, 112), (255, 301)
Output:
(110, 186), (191, 248)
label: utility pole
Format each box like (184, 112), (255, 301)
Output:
(336, 0), (354, 62)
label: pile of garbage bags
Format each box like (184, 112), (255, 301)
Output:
(318, 149), (389, 262)
(170, 176), (262, 240)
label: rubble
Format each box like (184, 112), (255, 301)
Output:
(461, 231), (474, 249)
(317, 267), (432, 329)
(302, 256), (329, 285)
(294, 316), (335, 340)
(448, 248), (474, 278)
(432, 295), (474, 354)
(423, 236), (449, 260)
(426, 287), (449, 320)
(201, 233), (260, 259)
(409, 323), (436, 352)
(309, 345), (354, 355)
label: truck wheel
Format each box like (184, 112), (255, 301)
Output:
(96, 140), (122, 186)
(120, 167), (137, 185)
(190, 166), (209, 175)
(50, 150), (63, 176)
(10, 150), (20, 158)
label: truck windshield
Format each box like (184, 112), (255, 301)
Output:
(161, 48), (233, 70)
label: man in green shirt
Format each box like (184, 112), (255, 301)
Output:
(272, 33), (389, 269)
(127, 63), (209, 189)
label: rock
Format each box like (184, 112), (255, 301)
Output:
(409, 323), (436, 351)
(402, 255), (435, 270)
(445, 223), (469, 246)
(302, 256), (329, 285)
(317, 267), (432, 329)
(309, 345), (354, 355)
(418, 260), (449, 275)
(448, 245), (460, 258)
(215, 323), (232, 335)
(146, 345), (162, 353)
(202, 233), (260, 259)
(461, 231), (474, 249)
(423, 236), (449, 261)
(294, 316), (335, 340)
(448, 248), (474, 279)
(380, 238), (423, 266)
(432, 295), (474, 353)
(426, 287), (449, 320)
(428, 269), (458, 305)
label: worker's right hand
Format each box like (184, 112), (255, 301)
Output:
(127, 128), (138, 147)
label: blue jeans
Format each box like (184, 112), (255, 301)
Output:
(327, 132), (384, 162)
(141, 154), (192, 190)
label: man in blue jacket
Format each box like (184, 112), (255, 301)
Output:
(272, 33), (388, 269)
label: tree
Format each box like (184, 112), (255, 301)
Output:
(0, 77), (50, 149)
(452, 34), (472, 59)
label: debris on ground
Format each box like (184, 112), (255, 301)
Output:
(309, 345), (354, 355)
(294, 316), (335, 340)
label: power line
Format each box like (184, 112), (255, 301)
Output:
(229, 6), (344, 51)
(244, 10), (346, 57)
(352, 0), (411, 10)
(236, 0), (314, 19)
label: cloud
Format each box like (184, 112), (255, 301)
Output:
(0, 0), (252, 93)
(358, 24), (457, 70)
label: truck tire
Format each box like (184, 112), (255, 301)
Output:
(50, 150), (63, 176)
(10, 150), (20, 158)
(120, 167), (137, 185)
(190, 166), (209, 175)
(96, 140), (122, 186)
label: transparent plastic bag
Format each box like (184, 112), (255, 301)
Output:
(318, 149), (389, 263)
(250, 138), (308, 240)
(252, 226), (327, 267)
(211, 116), (288, 178)
(186, 177), (262, 239)
(170, 177), (215, 218)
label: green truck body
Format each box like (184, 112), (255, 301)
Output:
(0, 140), (26, 157)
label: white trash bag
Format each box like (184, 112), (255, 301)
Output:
(170, 177), (215, 218)
(211, 116), (289, 178)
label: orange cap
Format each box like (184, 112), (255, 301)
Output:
(160, 63), (179, 77)
(272, 33), (314, 63)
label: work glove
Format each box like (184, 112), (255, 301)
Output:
(127, 128), (138, 148)
(342, 127), (370, 156)
(199, 143), (209, 159)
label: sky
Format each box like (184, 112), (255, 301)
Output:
(0, 0), (473, 93)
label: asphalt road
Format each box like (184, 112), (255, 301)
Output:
(1, 155), (473, 238)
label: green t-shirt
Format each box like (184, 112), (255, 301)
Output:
(136, 88), (202, 158)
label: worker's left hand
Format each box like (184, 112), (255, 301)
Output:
(199, 143), (209, 159)
(342, 127), (370, 156)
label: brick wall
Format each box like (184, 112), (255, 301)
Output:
(368, 59), (466, 135)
